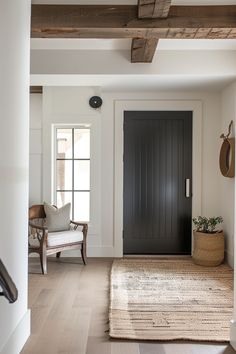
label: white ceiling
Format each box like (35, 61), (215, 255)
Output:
(31, 38), (236, 51)
(30, 74), (236, 92)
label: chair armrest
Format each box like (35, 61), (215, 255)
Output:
(29, 222), (48, 247)
(70, 221), (88, 239)
(29, 222), (48, 232)
(70, 221), (88, 227)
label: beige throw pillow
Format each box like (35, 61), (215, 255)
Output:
(44, 203), (71, 232)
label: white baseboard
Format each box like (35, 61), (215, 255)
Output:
(29, 246), (115, 258)
(87, 246), (114, 257)
(53, 246), (114, 258)
(1, 309), (30, 354)
(230, 319), (236, 350)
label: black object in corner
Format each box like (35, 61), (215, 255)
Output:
(0, 259), (18, 303)
(89, 96), (102, 109)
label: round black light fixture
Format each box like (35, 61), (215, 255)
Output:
(89, 96), (103, 109)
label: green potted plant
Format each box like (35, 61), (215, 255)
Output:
(192, 216), (224, 266)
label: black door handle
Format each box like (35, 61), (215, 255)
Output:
(0, 259), (18, 303)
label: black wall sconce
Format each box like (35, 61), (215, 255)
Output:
(89, 96), (103, 109)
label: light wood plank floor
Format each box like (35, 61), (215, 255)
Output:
(22, 258), (235, 354)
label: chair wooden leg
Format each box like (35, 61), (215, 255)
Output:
(81, 244), (87, 265)
(39, 250), (47, 275)
(56, 252), (61, 258)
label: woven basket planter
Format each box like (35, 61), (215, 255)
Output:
(193, 231), (224, 267)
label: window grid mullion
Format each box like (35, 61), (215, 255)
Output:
(56, 190), (90, 192)
(56, 158), (90, 161)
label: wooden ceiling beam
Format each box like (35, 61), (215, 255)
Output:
(31, 5), (236, 63)
(138, 0), (172, 19)
(31, 5), (236, 39)
(30, 86), (43, 94)
(131, 38), (158, 63)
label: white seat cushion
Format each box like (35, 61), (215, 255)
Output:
(47, 230), (83, 247)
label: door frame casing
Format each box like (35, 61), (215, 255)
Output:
(114, 100), (202, 257)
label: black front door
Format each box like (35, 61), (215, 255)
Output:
(123, 111), (192, 254)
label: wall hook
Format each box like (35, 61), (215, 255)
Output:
(220, 120), (234, 140)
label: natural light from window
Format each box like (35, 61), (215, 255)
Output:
(56, 127), (90, 222)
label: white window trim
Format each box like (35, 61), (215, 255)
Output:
(52, 124), (91, 221)
(42, 114), (101, 236)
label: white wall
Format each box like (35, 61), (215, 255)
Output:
(29, 87), (223, 258)
(221, 83), (236, 268)
(31, 49), (236, 77)
(0, 0), (30, 353)
(30, 87), (104, 256)
(29, 94), (43, 205)
(223, 82), (236, 349)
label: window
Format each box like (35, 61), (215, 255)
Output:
(55, 127), (90, 221)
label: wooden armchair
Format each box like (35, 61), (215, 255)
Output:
(28, 205), (88, 274)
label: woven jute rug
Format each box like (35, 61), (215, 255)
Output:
(109, 258), (233, 341)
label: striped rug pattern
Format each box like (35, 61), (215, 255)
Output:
(109, 258), (233, 341)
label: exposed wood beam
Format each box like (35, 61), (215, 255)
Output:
(131, 38), (158, 62)
(31, 5), (236, 39)
(138, 0), (172, 18)
(30, 86), (43, 94)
